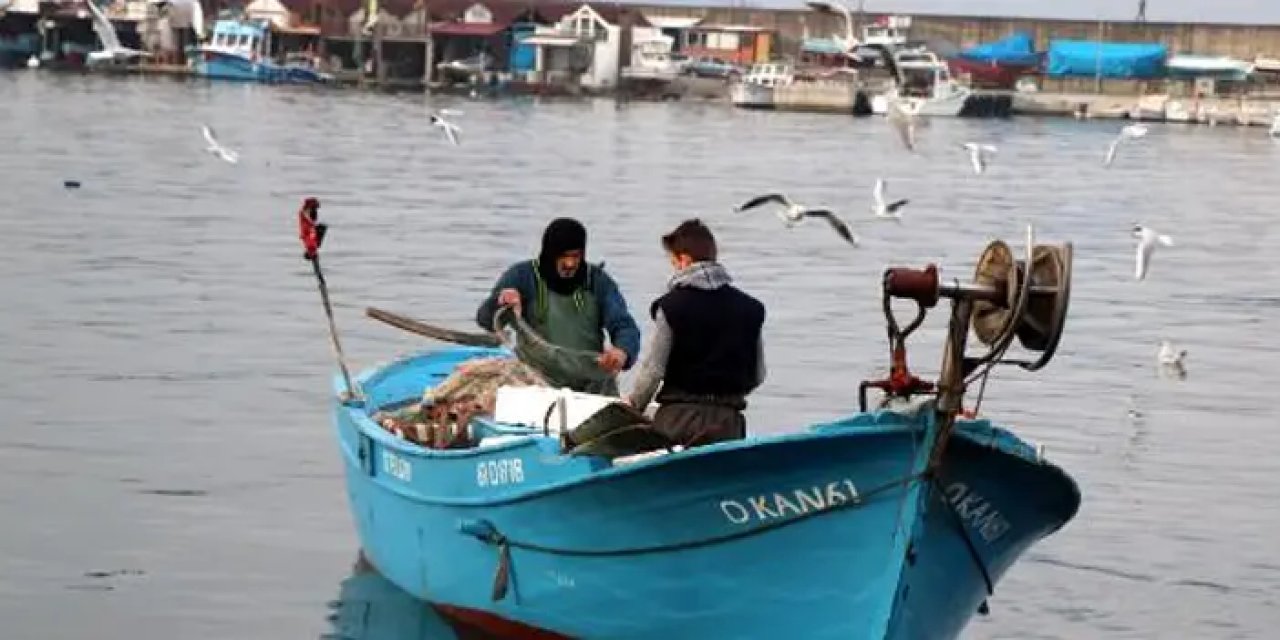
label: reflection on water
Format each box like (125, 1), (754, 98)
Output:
(325, 553), (504, 640)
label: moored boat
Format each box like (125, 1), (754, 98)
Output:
(730, 61), (790, 108)
(193, 18), (330, 84)
(313, 215), (1082, 639)
(946, 31), (1040, 90)
(874, 47), (972, 116)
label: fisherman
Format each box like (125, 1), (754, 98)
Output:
(625, 219), (766, 448)
(475, 217), (640, 395)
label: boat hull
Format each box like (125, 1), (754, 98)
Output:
(193, 50), (329, 84)
(946, 57), (1036, 90)
(731, 81), (776, 109)
(872, 80), (972, 118)
(332, 348), (1080, 640)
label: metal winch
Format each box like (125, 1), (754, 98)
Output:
(858, 225), (1074, 463)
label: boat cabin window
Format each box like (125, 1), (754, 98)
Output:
(899, 66), (936, 96)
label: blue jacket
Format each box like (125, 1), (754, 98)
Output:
(475, 260), (642, 370)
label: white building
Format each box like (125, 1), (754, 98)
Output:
(524, 3), (662, 90)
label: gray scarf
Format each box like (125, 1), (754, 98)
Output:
(668, 261), (733, 291)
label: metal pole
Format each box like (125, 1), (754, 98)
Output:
(374, 17), (385, 87)
(928, 297), (972, 470)
(424, 1), (434, 87)
(1094, 19), (1103, 94)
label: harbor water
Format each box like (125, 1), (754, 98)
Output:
(1, 71), (1278, 639)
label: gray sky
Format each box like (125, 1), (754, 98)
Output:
(640, 0), (1280, 25)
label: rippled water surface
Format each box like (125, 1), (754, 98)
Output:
(2, 72), (1278, 639)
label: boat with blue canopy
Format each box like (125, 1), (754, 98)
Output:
(308, 211), (1081, 639)
(193, 18), (330, 84)
(957, 31), (1041, 68)
(1046, 39), (1168, 79)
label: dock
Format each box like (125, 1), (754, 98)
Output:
(1012, 91), (1280, 126)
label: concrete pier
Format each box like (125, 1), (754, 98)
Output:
(1012, 91), (1280, 126)
(772, 81), (866, 114)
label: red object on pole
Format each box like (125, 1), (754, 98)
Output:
(299, 197), (325, 260)
(294, 197), (357, 401)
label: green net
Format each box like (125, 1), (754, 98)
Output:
(371, 305), (620, 449)
(493, 306), (618, 396)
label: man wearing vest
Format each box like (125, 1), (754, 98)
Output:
(626, 219), (766, 448)
(475, 217), (641, 395)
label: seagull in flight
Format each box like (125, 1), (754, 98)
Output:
(201, 125), (239, 164)
(430, 109), (462, 146)
(735, 193), (859, 247)
(871, 179), (909, 221)
(887, 97), (927, 151)
(1157, 339), (1187, 377)
(84, 0), (151, 64)
(962, 142), (997, 175)
(1132, 224), (1173, 281)
(1104, 123), (1149, 166)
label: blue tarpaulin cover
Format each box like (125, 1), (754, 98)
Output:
(801, 38), (846, 55)
(960, 32), (1040, 67)
(1046, 40), (1168, 78)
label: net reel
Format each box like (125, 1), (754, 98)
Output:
(966, 226), (1073, 372)
(858, 225), (1073, 412)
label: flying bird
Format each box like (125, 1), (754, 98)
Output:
(1132, 224), (1173, 281)
(1157, 340), (1187, 378)
(735, 193), (859, 247)
(1104, 123), (1149, 166)
(887, 97), (927, 151)
(201, 125), (239, 164)
(1157, 340), (1186, 367)
(871, 179), (909, 221)
(430, 109), (462, 146)
(962, 142), (998, 175)
(84, 0), (151, 64)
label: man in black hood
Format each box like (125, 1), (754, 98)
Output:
(476, 218), (641, 393)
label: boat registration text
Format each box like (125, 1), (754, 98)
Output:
(944, 481), (1012, 544)
(477, 458), (525, 488)
(381, 450), (412, 482)
(720, 479), (861, 525)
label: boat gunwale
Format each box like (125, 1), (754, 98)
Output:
(330, 348), (1078, 511)
(337, 401), (926, 509)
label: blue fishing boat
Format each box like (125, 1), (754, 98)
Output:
(0, 32), (40, 68)
(193, 18), (330, 84)
(319, 223), (1080, 639)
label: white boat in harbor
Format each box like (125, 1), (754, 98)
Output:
(730, 61), (794, 108)
(621, 36), (684, 81)
(873, 47), (970, 116)
(730, 61), (861, 112)
(1166, 54), (1254, 81)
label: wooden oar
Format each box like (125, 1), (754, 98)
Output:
(365, 306), (503, 348)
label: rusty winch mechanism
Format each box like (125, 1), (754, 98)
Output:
(858, 226), (1073, 460)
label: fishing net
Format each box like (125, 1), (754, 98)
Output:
(372, 306), (620, 449)
(374, 356), (547, 449)
(494, 306), (618, 396)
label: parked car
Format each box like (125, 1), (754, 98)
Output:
(685, 57), (741, 78)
